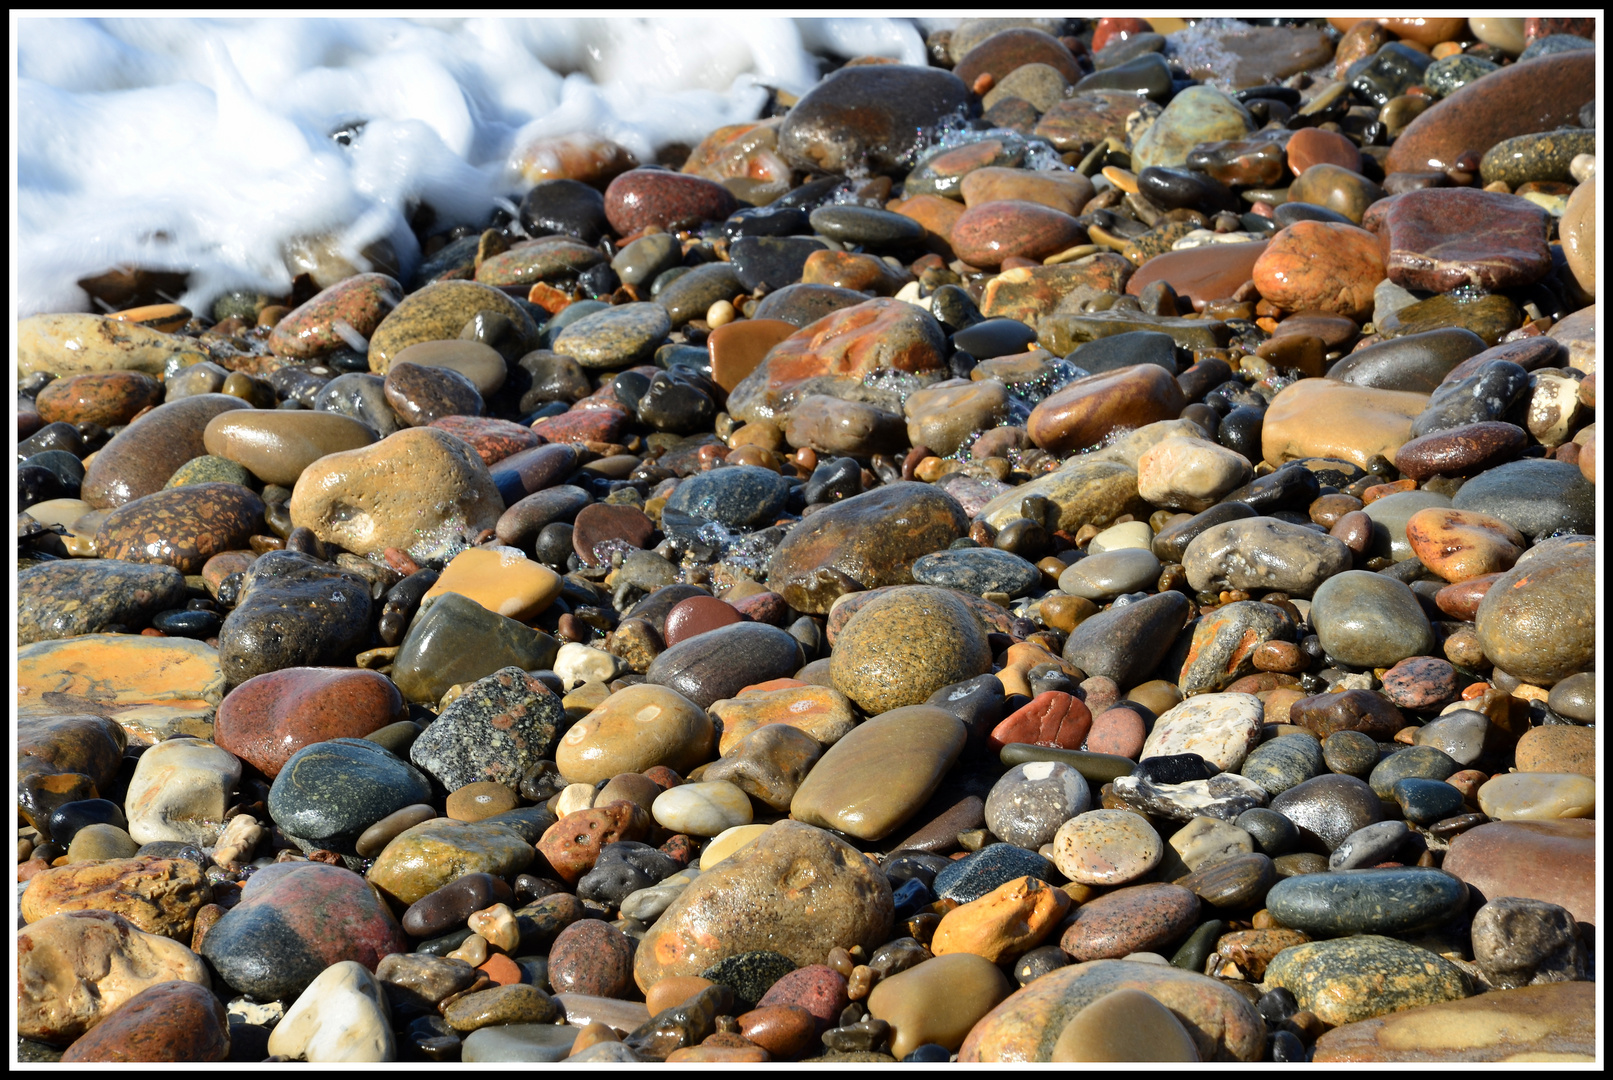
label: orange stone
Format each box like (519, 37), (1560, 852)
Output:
(800, 249), (911, 296)
(1405, 507), (1526, 583)
(423, 546), (562, 621)
(1252, 221), (1384, 319)
(645, 974), (716, 1016)
(477, 951), (524, 985)
(711, 683), (858, 756)
(709, 318), (797, 393)
(758, 298), (947, 391)
(931, 875), (1071, 964)
(960, 167), (1094, 215)
(888, 194), (965, 256)
(1026, 364), (1187, 453)
(988, 692), (1093, 754)
(666, 1043), (770, 1062)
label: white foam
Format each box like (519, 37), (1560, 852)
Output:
(15, 16), (957, 319)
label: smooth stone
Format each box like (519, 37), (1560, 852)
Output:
(1058, 883), (1201, 962)
(1051, 809), (1162, 886)
(1252, 221), (1384, 319)
(903, 380), (1010, 456)
(36, 369), (162, 428)
(200, 861), (407, 1002)
(409, 666), (563, 792)
(367, 280), (538, 373)
(423, 546), (561, 622)
(1321, 729), (1386, 776)
(553, 303), (672, 369)
(1182, 516), (1351, 598)
(1262, 378), (1429, 472)
(791, 705), (965, 841)
(633, 821), (892, 990)
(1362, 188), (1551, 293)
(391, 592), (560, 705)
(270, 273), (402, 359)
(868, 953), (1012, 1060)
(1050, 986), (1201, 1062)
(267, 960), (394, 1062)
(1443, 819), (1593, 923)
(1178, 601), (1295, 696)
(1058, 548), (1162, 601)
(315, 373), (404, 437)
(604, 169), (735, 235)
(665, 465), (792, 530)
(1268, 774), (1383, 852)
(1559, 176), (1594, 298)
(548, 919), (636, 998)
(645, 621), (802, 710)
(1268, 866), (1466, 937)
(383, 362), (483, 426)
(656, 261), (743, 328)
(652, 781), (753, 837)
(1240, 734), (1325, 798)
(460, 1023), (578, 1063)
(1514, 726), (1595, 778)
(95, 483), (264, 574)
(1380, 655), (1459, 709)
(913, 548), (1039, 599)
(1472, 540), (1594, 684)
(15, 911), (211, 1045)
(1311, 982), (1595, 1063)
(958, 958), (1264, 1062)
(985, 761), (1092, 850)
(1136, 437), (1251, 514)
(1476, 773), (1595, 822)
(1411, 710), (1493, 767)
(15, 635), (224, 714)
(1394, 778), (1467, 825)
(367, 817), (535, 907)
(1310, 570), (1435, 668)
(1026, 364), (1187, 454)
(268, 738), (432, 855)
(16, 559), (186, 645)
(202, 410), (376, 488)
(57, 979), (229, 1063)
(778, 63), (968, 176)
(559, 683), (712, 784)
(217, 550), (372, 686)
(123, 737), (240, 847)
(78, 393), (249, 509)
(1062, 590), (1190, 690)
(951, 200), (1088, 269)
(1328, 818), (1411, 869)
(1264, 936), (1469, 1027)
(1396, 423), (1529, 483)
(1131, 86), (1252, 171)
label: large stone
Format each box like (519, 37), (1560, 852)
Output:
(557, 683), (713, 785)
(367, 817), (536, 907)
(21, 857), (211, 940)
(267, 738), (433, 856)
(217, 550), (373, 687)
(1131, 86), (1252, 171)
(95, 483), (265, 574)
(634, 821), (893, 991)
(17, 313), (210, 380)
(1473, 541), (1594, 685)
(958, 959), (1266, 1062)
(1182, 517), (1352, 599)
(266, 960), (395, 1062)
(1310, 570), (1436, 669)
(1026, 365), (1187, 453)
(202, 410), (377, 488)
(366, 280), (538, 373)
(289, 426), (504, 561)
(1362, 188), (1552, 293)
(390, 592), (560, 705)
(1062, 590), (1191, 689)
(1311, 982), (1595, 1063)
(80, 394), (251, 509)
(57, 980), (230, 1063)
(1263, 936), (1470, 1027)
(17, 559), (187, 646)
(215, 667), (405, 779)
(15, 634), (225, 714)
(790, 705), (966, 841)
(829, 586), (992, 715)
(778, 64), (970, 176)
(1442, 820), (1594, 924)
(1262, 379), (1429, 471)
(123, 736), (241, 847)
(16, 911), (211, 1046)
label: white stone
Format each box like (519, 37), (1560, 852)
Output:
(267, 959), (395, 1063)
(1051, 809), (1162, 886)
(554, 642), (623, 691)
(1087, 520), (1154, 553)
(554, 782), (598, 818)
(699, 823), (770, 869)
(1140, 692), (1263, 773)
(462, 1023), (579, 1062)
(651, 780), (753, 837)
(124, 735), (242, 846)
(1136, 436), (1252, 513)
(1168, 815), (1255, 872)
(1525, 369), (1583, 449)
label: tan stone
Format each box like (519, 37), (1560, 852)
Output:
(961, 167), (1094, 215)
(931, 875), (1071, 964)
(710, 683), (859, 756)
(1513, 726), (1595, 778)
(202, 410), (377, 487)
(1476, 772), (1595, 821)
(1312, 982), (1595, 1062)
(1405, 507), (1525, 583)
(16, 910), (211, 1044)
(1262, 378), (1429, 470)
(423, 546), (562, 621)
(289, 427), (504, 560)
(1051, 987), (1202, 1062)
(867, 953), (1013, 1059)
(557, 683), (714, 785)
(16, 634), (225, 713)
(904, 380), (1009, 456)
(1559, 176), (1594, 300)
(17, 313), (209, 379)
(22, 857), (211, 940)
(1136, 436), (1252, 513)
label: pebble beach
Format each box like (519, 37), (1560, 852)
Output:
(14, 14), (1603, 1065)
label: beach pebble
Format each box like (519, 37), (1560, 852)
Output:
(267, 960), (395, 1062)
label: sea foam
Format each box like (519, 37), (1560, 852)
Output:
(16, 17), (956, 318)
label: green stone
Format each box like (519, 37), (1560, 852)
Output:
(1480, 129), (1599, 188)
(367, 817), (535, 906)
(1377, 293), (1521, 347)
(391, 592), (560, 705)
(1264, 934), (1470, 1026)
(1422, 54), (1499, 98)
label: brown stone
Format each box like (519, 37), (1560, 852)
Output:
(1513, 726), (1595, 779)
(36, 371), (162, 428)
(1252, 222), (1384, 319)
(1286, 127), (1362, 176)
(953, 27), (1084, 87)
(214, 667), (404, 779)
(80, 394), (251, 509)
(951, 200), (1088, 269)
(572, 502), (655, 567)
(1027, 364), (1186, 453)
(1361, 188), (1552, 294)
(709, 318), (797, 394)
(536, 801), (652, 885)
(1058, 883), (1200, 962)
(1288, 689), (1405, 741)
(22, 857), (210, 941)
(1312, 981), (1594, 1062)
(1126, 241), (1267, 312)
(94, 483), (265, 574)
(1404, 507), (1525, 583)
(58, 980), (229, 1062)
(1261, 378), (1427, 470)
(1441, 819), (1594, 924)
(961, 167), (1094, 215)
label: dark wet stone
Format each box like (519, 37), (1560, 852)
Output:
(548, 919), (636, 999)
(1138, 167), (1239, 214)
(1327, 328), (1485, 393)
(1309, 571), (1434, 671)
(553, 303), (672, 370)
(96, 482), (264, 575)
(779, 64), (970, 176)
(729, 237), (829, 294)
(1073, 52), (1174, 99)
(752, 283), (871, 328)
(1411, 359), (1532, 437)
(645, 621), (803, 710)
(1346, 42), (1433, 107)
(17, 559), (187, 645)
(1379, 292), (1521, 348)
(1319, 730), (1380, 778)
(495, 485), (591, 550)
(701, 951), (798, 1012)
(1547, 672), (1594, 724)
(1394, 778), (1466, 825)
(933, 843), (1054, 905)
(1328, 819), (1409, 870)
(44, 798), (127, 849)
(1134, 754), (1213, 785)
(1289, 688), (1405, 743)
(81, 394), (251, 509)
(199, 861), (407, 1002)
(1066, 331), (1179, 375)
(383, 361), (483, 426)
(1395, 422), (1529, 481)
(912, 548), (1040, 598)
(572, 502), (655, 567)
(314, 373), (404, 437)
(217, 550), (372, 687)
(1239, 734), (1325, 798)
(636, 372), (715, 434)
(1268, 774), (1383, 852)
(577, 841), (680, 908)
(520, 178), (608, 244)
(409, 666), (563, 792)
(1152, 501), (1257, 563)
(1266, 867), (1467, 937)
(1368, 745), (1459, 800)
(656, 261), (743, 328)
(1236, 807), (1300, 857)
(605, 169), (736, 236)
(1451, 458), (1595, 542)
(1061, 590), (1191, 688)
(268, 737), (433, 856)
(809, 205), (924, 248)
(392, 592), (560, 705)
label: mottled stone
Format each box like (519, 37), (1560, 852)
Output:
(22, 857), (210, 941)
(367, 280), (538, 374)
(36, 370), (162, 428)
(217, 550), (372, 686)
(1264, 936), (1469, 1027)
(1051, 809), (1162, 886)
(1059, 883), (1200, 962)
(410, 666), (563, 791)
(58, 980), (229, 1063)
(1473, 539), (1594, 685)
(17, 559), (187, 645)
(94, 482), (263, 574)
(1362, 188), (1551, 293)
(368, 817), (535, 907)
(1311, 982), (1595, 1063)
(270, 273), (402, 360)
(1267, 868), (1467, 937)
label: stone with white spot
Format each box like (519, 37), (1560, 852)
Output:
(266, 960), (395, 1062)
(1139, 693), (1263, 773)
(1108, 772), (1269, 823)
(985, 761), (1092, 850)
(1087, 520), (1154, 553)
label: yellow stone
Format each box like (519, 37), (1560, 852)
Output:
(711, 684), (859, 756)
(1051, 987), (1201, 1062)
(1261, 379), (1429, 471)
(557, 683), (714, 785)
(699, 823), (770, 870)
(423, 546), (562, 621)
(867, 953), (1013, 1059)
(931, 875), (1071, 964)
(1475, 773), (1595, 821)
(1312, 983), (1595, 1062)
(17, 313), (209, 379)
(16, 634), (225, 712)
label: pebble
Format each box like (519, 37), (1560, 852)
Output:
(1140, 693), (1263, 773)
(1051, 809), (1161, 886)
(1264, 935), (1469, 1027)
(268, 737), (432, 855)
(58, 979), (230, 1063)
(829, 586), (991, 715)
(790, 705), (965, 841)
(867, 953), (1011, 1060)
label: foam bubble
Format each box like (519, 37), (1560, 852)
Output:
(16, 17), (955, 319)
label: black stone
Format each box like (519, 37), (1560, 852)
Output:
(1066, 330), (1180, 375)
(1327, 328), (1487, 393)
(1450, 457), (1595, 540)
(932, 842), (1053, 904)
(1134, 753), (1213, 785)
(1073, 52), (1174, 100)
(723, 204), (811, 240)
(216, 550), (373, 687)
(1265, 866), (1467, 936)
(577, 841), (680, 907)
(1062, 589), (1191, 688)
(46, 799), (127, 848)
(520, 179), (607, 244)
(664, 464), (792, 530)
(636, 372), (714, 434)
(699, 950), (797, 1012)
(267, 738), (432, 855)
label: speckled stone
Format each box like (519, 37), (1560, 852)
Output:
(829, 586), (992, 715)
(1311, 981), (1595, 1062)
(665, 465), (793, 530)
(935, 843), (1056, 905)
(1266, 867), (1467, 938)
(1050, 809), (1161, 886)
(17, 559), (187, 645)
(383, 361), (484, 426)
(1268, 774), (1383, 852)
(199, 861), (407, 1003)
(270, 273), (402, 360)
(1059, 883), (1200, 961)
(553, 303), (672, 369)
(217, 550), (373, 686)
(409, 666), (563, 792)
(163, 454), (256, 490)
(1141, 693), (1263, 773)
(367, 280), (539, 373)
(699, 951), (798, 1012)
(95, 482), (264, 574)
(268, 737), (433, 856)
(58, 980), (229, 1063)
(36, 370), (163, 428)
(983, 761), (1091, 850)
(476, 238), (606, 288)
(959, 958), (1265, 1062)
(1239, 734), (1325, 798)
(21, 856), (210, 941)
(548, 919), (637, 998)
(913, 548), (1040, 599)
(1264, 935), (1469, 1027)
(1132, 86), (1252, 170)
(367, 817), (535, 907)
(1473, 540), (1595, 685)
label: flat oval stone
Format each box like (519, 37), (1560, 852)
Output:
(216, 667), (405, 779)
(653, 781), (753, 837)
(666, 465), (792, 530)
(1263, 935), (1469, 1027)
(1476, 773), (1595, 822)
(391, 339), (508, 396)
(367, 817), (535, 907)
(777, 63), (969, 177)
(269, 737), (433, 855)
(1310, 981), (1596, 1063)
(1442, 819), (1593, 923)
(17, 559), (187, 646)
(58, 979), (229, 1063)
(951, 200), (1087, 269)
(830, 586), (992, 715)
(1059, 883), (1200, 962)
(1051, 809), (1162, 886)
(1062, 590), (1191, 690)
(1183, 516), (1352, 599)
(460, 1023), (578, 1063)
(791, 705), (965, 841)
(1141, 694), (1263, 774)
(553, 303), (673, 369)
(1058, 548), (1162, 601)
(94, 482), (263, 576)
(646, 622), (803, 710)
(1267, 867), (1466, 937)
(1027, 364), (1187, 454)
(81, 393), (251, 509)
(868, 953), (1012, 1061)
(202, 409), (377, 487)
(1309, 570), (1435, 669)
(1362, 188), (1551, 293)
(36, 370), (163, 428)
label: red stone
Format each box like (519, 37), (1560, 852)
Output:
(729, 590), (790, 626)
(535, 800), (651, 884)
(215, 667), (406, 779)
(530, 405), (628, 445)
(1361, 188), (1552, 293)
(430, 415), (542, 466)
(1127, 240), (1269, 311)
(988, 691), (1093, 753)
(1092, 17), (1153, 54)
(1085, 706), (1147, 760)
(604, 169), (737, 236)
(738, 1004), (819, 1059)
(756, 964), (849, 1032)
(571, 502), (656, 568)
(663, 595), (746, 647)
(1286, 127), (1362, 177)
(59, 981), (229, 1062)
(1434, 573), (1501, 621)
(950, 200), (1087, 269)
(547, 918), (636, 998)
(1442, 819), (1594, 923)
